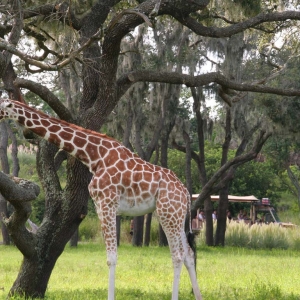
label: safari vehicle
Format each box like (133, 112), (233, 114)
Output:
(192, 194), (296, 228)
(250, 198), (296, 228)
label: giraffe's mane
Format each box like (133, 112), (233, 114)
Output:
(12, 100), (118, 144)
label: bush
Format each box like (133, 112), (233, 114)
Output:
(261, 223), (289, 250)
(225, 221), (291, 249)
(225, 221), (250, 247)
(288, 228), (300, 250)
(79, 217), (101, 241)
(78, 214), (162, 245)
(196, 221), (295, 249)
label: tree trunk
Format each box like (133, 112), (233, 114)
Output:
(132, 215), (144, 247)
(116, 216), (121, 246)
(183, 130), (193, 231)
(158, 133), (169, 246)
(0, 122), (10, 174)
(8, 188), (88, 298)
(4, 139), (90, 298)
(159, 224), (168, 246)
(7, 125), (20, 177)
(69, 229), (79, 247)
(215, 106), (231, 246)
(143, 213), (152, 246)
(0, 193), (10, 245)
(9, 239), (66, 298)
(0, 122), (10, 245)
(215, 187), (229, 246)
(204, 197), (214, 246)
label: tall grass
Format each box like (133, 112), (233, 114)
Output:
(196, 221), (300, 250)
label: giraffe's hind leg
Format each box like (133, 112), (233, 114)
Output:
(156, 213), (188, 300)
(183, 232), (202, 300)
(157, 214), (202, 300)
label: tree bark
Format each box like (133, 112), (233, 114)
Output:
(0, 193), (10, 245)
(116, 216), (121, 247)
(183, 130), (193, 232)
(132, 215), (144, 247)
(0, 121), (10, 245)
(215, 106), (231, 246)
(158, 132), (170, 247)
(69, 229), (79, 247)
(7, 125), (20, 177)
(204, 197), (214, 245)
(143, 213), (152, 246)
(215, 187), (229, 246)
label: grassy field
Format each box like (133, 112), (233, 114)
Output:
(1, 243), (300, 300)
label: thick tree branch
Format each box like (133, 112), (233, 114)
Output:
(0, 24), (12, 37)
(0, 172), (39, 257)
(0, 172), (39, 202)
(177, 11), (300, 38)
(22, 4), (56, 20)
(192, 130), (272, 211)
(172, 139), (200, 165)
(119, 70), (300, 98)
(13, 78), (73, 122)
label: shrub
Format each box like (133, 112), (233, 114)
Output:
(149, 215), (160, 245)
(78, 215), (161, 245)
(178, 220), (295, 250)
(119, 218), (133, 244)
(288, 228), (300, 250)
(225, 221), (250, 247)
(261, 223), (289, 250)
(78, 217), (101, 241)
(225, 221), (291, 249)
(248, 223), (264, 249)
(118, 215), (160, 245)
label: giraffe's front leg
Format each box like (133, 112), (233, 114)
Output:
(94, 195), (118, 300)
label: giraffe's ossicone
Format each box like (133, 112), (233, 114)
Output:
(0, 99), (202, 300)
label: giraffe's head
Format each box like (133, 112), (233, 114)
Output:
(0, 99), (14, 121)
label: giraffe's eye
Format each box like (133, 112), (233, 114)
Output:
(4, 102), (12, 108)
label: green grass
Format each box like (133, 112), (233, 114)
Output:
(1, 243), (300, 299)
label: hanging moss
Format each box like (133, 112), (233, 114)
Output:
(233, 0), (261, 16)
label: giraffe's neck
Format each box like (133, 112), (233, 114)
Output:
(7, 101), (120, 173)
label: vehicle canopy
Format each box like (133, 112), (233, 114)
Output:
(192, 194), (259, 203)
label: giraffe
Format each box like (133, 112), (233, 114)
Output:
(0, 99), (202, 300)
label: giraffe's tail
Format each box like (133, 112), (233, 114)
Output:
(187, 231), (197, 265)
(186, 193), (198, 296)
(186, 193), (197, 269)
